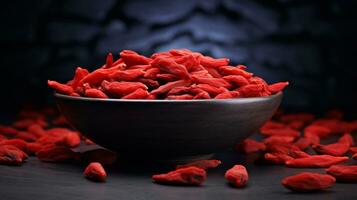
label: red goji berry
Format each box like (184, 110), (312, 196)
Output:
(0, 139), (28, 152)
(36, 144), (78, 162)
(235, 138), (266, 154)
(166, 94), (194, 100)
(156, 73), (178, 82)
(48, 80), (74, 95)
(152, 166), (206, 186)
(285, 155), (349, 168)
(205, 67), (222, 78)
(282, 172), (335, 192)
(260, 120), (286, 132)
(237, 84), (265, 97)
(15, 131), (37, 142)
(304, 124), (332, 138)
(287, 120), (305, 130)
(224, 165), (249, 187)
(264, 153), (293, 164)
(263, 136), (295, 145)
(137, 78), (160, 88)
(52, 115), (70, 127)
(0, 125), (19, 135)
(222, 75), (249, 87)
(219, 66), (253, 78)
(120, 50), (151, 67)
(268, 82), (289, 94)
(143, 68), (160, 79)
(122, 88), (149, 99)
(151, 57), (190, 79)
(102, 81), (148, 97)
(191, 75), (231, 89)
(84, 162), (107, 182)
(27, 124), (46, 138)
(176, 160), (222, 170)
(0, 145), (28, 165)
(72, 67), (89, 90)
(313, 133), (353, 156)
(151, 80), (191, 95)
(104, 52), (113, 69)
(214, 91), (239, 99)
(109, 68), (145, 81)
(326, 165), (357, 182)
(85, 88), (108, 98)
(200, 56), (229, 68)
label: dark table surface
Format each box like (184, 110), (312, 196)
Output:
(0, 150), (356, 200)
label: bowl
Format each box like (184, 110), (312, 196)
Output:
(55, 92), (282, 162)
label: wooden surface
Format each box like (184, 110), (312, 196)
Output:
(0, 151), (356, 200)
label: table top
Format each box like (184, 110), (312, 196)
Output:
(0, 151), (356, 200)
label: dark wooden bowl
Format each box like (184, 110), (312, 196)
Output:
(55, 92), (282, 162)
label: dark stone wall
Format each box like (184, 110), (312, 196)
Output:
(1, 0), (356, 114)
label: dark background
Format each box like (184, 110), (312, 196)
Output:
(1, 0), (356, 116)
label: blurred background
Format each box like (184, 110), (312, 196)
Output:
(0, 0), (356, 116)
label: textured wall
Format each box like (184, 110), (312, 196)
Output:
(1, 0), (356, 114)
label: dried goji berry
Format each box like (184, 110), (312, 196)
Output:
(0, 139), (28, 152)
(166, 94), (194, 100)
(268, 82), (289, 94)
(143, 68), (160, 79)
(109, 68), (145, 81)
(313, 133), (353, 156)
(151, 57), (190, 79)
(176, 160), (222, 170)
(84, 162), (107, 182)
(151, 80), (191, 95)
(0, 125), (19, 135)
(285, 155), (349, 168)
(120, 50), (151, 67)
(104, 52), (113, 69)
(224, 165), (249, 187)
(260, 120), (286, 132)
(122, 88), (149, 99)
(200, 56), (229, 68)
(191, 75), (231, 89)
(237, 84), (265, 97)
(235, 138), (266, 154)
(48, 80), (74, 95)
(36, 145), (78, 162)
(264, 153), (293, 164)
(72, 67), (89, 90)
(85, 88), (108, 98)
(102, 81), (148, 97)
(304, 124), (332, 138)
(263, 136), (295, 145)
(282, 172), (335, 192)
(219, 66), (253, 79)
(152, 166), (206, 186)
(0, 145), (28, 165)
(15, 131), (37, 142)
(326, 165), (357, 182)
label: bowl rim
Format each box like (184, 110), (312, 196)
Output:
(55, 92), (283, 103)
